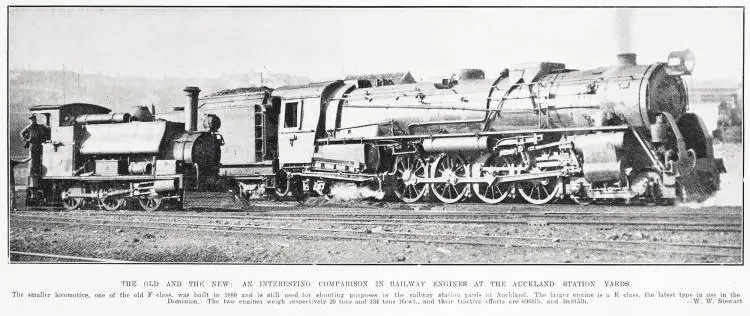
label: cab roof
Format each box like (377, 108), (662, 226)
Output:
(29, 103), (111, 113)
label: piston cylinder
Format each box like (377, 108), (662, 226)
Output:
(153, 179), (176, 193)
(573, 132), (625, 182)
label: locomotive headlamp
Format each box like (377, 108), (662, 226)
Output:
(666, 49), (695, 75)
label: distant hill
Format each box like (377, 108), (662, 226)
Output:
(7, 70), (311, 158)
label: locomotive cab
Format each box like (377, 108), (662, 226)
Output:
(273, 81), (344, 167)
(24, 103), (112, 203)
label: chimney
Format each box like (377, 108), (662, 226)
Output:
(617, 53), (637, 67)
(183, 86), (201, 132)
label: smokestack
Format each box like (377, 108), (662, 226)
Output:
(614, 9), (633, 54)
(183, 86), (201, 132)
(617, 53), (637, 67)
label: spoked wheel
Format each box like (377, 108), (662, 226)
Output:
(517, 177), (561, 205)
(62, 197), (84, 210)
(138, 196), (163, 212)
(393, 155), (429, 203)
(100, 196), (127, 211)
(431, 154), (470, 204)
(472, 155), (515, 204)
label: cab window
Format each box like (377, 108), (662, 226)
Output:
(284, 102), (298, 128)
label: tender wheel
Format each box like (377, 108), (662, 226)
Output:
(275, 169), (291, 197)
(100, 196), (126, 211)
(393, 155), (429, 203)
(235, 182), (248, 201)
(431, 154), (470, 204)
(138, 196), (163, 212)
(62, 197), (84, 210)
(472, 155), (515, 204)
(518, 177), (561, 205)
(291, 177), (309, 202)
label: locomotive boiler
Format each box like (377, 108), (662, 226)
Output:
(258, 50), (724, 204)
(24, 87), (223, 211)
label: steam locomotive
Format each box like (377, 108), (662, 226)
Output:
(23, 87), (223, 211)
(22, 50), (726, 210)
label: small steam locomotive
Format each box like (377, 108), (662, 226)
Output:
(22, 50), (726, 209)
(23, 87), (223, 211)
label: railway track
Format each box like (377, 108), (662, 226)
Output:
(25, 197), (743, 214)
(9, 251), (129, 263)
(13, 210), (742, 233)
(10, 215), (742, 260)
(20, 204), (744, 218)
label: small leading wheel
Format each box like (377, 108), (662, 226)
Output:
(393, 155), (429, 203)
(472, 155), (515, 204)
(431, 154), (470, 204)
(100, 196), (127, 211)
(517, 177), (561, 205)
(62, 197), (84, 210)
(138, 196), (163, 212)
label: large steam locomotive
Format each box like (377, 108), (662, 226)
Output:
(22, 50), (726, 210)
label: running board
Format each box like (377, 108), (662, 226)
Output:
(290, 170), (379, 183)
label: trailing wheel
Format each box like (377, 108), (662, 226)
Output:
(518, 177), (561, 205)
(472, 155), (515, 204)
(430, 154), (470, 204)
(138, 196), (163, 212)
(100, 196), (127, 211)
(393, 155), (429, 203)
(62, 197), (84, 210)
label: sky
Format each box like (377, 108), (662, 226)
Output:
(8, 7), (744, 82)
